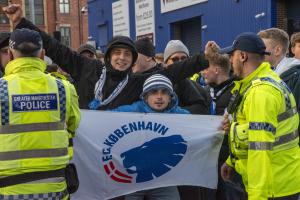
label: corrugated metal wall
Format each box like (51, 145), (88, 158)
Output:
(88, 0), (273, 53)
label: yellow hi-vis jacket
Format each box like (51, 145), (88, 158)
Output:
(0, 58), (80, 199)
(226, 62), (300, 200)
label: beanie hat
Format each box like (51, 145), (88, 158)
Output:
(104, 35), (138, 68)
(141, 74), (174, 98)
(77, 43), (96, 55)
(163, 40), (189, 62)
(135, 37), (155, 57)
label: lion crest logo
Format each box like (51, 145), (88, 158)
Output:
(120, 135), (187, 183)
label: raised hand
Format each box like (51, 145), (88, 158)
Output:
(3, 4), (23, 27)
(204, 41), (220, 60)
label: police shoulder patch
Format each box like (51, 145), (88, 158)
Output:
(12, 94), (58, 112)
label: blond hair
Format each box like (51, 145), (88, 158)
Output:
(291, 32), (300, 47)
(258, 28), (289, 54)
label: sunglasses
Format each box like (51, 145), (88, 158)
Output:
(170, 56), (188, 63)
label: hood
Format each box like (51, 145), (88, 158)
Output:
(275, 57), (300, 76)
(141, 93), (180, 113)
(104, 36), (138, 73)
(5, 57), (46, 76)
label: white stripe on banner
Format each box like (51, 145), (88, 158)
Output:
(71, 110), (224, 200)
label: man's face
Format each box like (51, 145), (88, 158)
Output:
(261, 38), (277, 66)
(292, 42), (300, 60)
(132, 53), (148, 73)
(80, 51), (96, 59)
(110, 47), (133, 71)
(145, 88), (171, 111)
(230, 50), (244, 80)
(165, 52), (188, 66)
(0, 47), (9, 70)
(202, 64), (218, 85)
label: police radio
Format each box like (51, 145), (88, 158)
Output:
(227, 90), (243, 114)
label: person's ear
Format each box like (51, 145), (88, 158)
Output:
(291, 46), (296, 55)
(240, 51), (248, 62)
(39, 49), (45, 60)
(145, 57), (152, 62)
(214, 66), (219, 74)
(8, 49), (14, 61)
(273, 45), (283, 56)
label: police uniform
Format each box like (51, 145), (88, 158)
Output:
(0, 29), (80, 199)
(226, 62), (300, 200)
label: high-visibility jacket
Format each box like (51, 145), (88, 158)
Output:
(0, 57), (80, 199)
(226, 62), (300, 200)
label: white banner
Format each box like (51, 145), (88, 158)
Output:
(135, 0), (155, 44)
(112, 0), (130, 37)
(160, 0), (208, 13)
(71, 110), (223, 200)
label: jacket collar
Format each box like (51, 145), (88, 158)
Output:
(5, 57), (46, 76)
(232, 62), (271, 94)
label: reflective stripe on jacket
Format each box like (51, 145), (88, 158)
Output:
(226, 62), (300, 200)
(0, 57), (80, 198)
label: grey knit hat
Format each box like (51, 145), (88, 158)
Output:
(141, 74), (174, 98)
(163, 40), (189, 62)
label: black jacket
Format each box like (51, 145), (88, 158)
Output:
(204, 78), (234, 115)
(280, 65), (300, 114)
(16, 18), (208, 109)
(204, 78), (234, 197)
(174, 79), (209, 114)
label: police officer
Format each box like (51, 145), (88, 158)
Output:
(208, 33), (300, 200)
(0, 28), (80, 199)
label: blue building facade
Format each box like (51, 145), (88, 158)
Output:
(87, 0), (297, 55)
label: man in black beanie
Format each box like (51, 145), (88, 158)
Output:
(132, 37), (163, 74)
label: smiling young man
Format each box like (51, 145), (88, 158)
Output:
(4, 4), (209, 110)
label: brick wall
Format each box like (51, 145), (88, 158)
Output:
(55, 0), (88, 50)
(277, 0), (287, 31)
(0, 0), (88, 51)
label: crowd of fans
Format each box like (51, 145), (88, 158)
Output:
(1, 3), (300, 200)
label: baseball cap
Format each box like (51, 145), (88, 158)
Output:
(220, 32), (270, 55)
(0, 32), (10, 49)
(9, 28), (42, 51)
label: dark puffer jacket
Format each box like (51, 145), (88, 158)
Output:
(280, 64), (300, 115)
(174, 79), (210, 114)
(16, 18), (208, 109)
